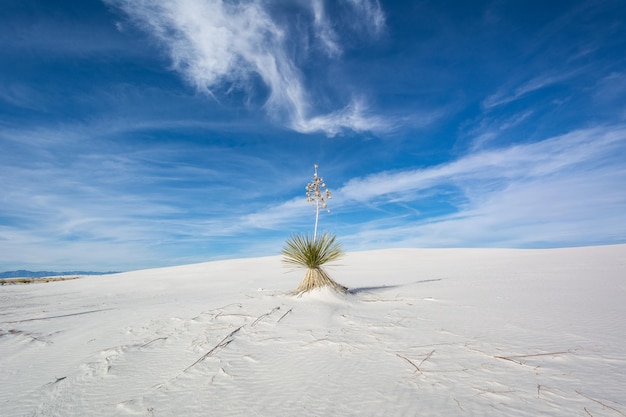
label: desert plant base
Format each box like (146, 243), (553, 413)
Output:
(293, 267), (347, 295)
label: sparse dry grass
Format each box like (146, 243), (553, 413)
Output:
(0, 276), (80, 285)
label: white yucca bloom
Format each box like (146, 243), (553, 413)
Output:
(306, 164), (332, 242)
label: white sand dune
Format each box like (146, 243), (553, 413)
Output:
(1, 245), (625, 416)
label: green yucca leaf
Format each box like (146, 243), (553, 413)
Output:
(281, 232), (344, 269)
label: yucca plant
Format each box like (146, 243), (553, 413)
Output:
(282, 232), (346, 293)
(282, 165), (347, 294)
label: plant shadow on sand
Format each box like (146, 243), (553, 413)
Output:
(347, 278), (442, 294)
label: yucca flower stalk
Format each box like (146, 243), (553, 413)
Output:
(283, 165), (347, 294)
(306, 164), (332, 242)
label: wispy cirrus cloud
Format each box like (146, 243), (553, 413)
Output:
(463, 110), (535, 151)
(345, 0), (385, 36)
(0, 118), (288, 270)
(292, 97), (390, 136)
(340, 125), (625, 202)
(311, 0), (341, 57)
(340, 165), (626, 250)
(482, 70), (580, 109)
(336, 125), (626, 248)
(105, 0), (387, 136)
(4, 118), (622, 270)
(241, 124), (626, 248)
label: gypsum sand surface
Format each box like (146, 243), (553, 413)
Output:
(1, 245), (625, 416)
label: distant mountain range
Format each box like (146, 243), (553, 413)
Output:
(0, 270), (119, 279)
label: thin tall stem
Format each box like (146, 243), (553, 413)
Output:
(313, 199), (320, 242)
(307, 164), (328, 244)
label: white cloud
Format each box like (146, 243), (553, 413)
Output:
(3, 120), (624, 270)
(244, 125), (626, 249)
(106, 0), (387, 136)
(335, 125), (626, 248)
(466, 109), (535, 150)
(292, 97), (390, 136)
(241, 198), (308, 230)
(593, 72), (626, 110)
(0, 83), (47, 111)
(311, 0), (342, 57)
(0, 118), (282, 270)
(346, 0), (385, 36)
(341, 166), (626, 250)
(482, 70), (579, 109)
(340, 125), (625, 202)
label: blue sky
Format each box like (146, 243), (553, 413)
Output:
(2, 0), (626, 271)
